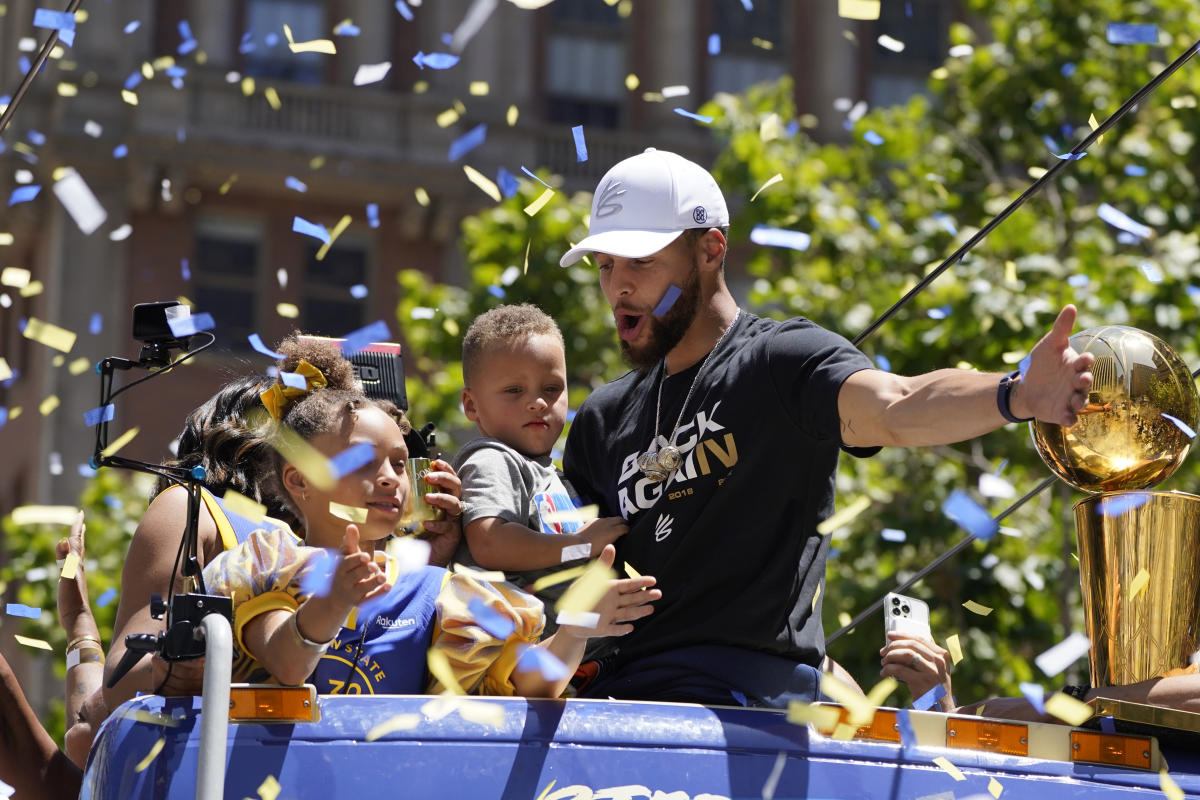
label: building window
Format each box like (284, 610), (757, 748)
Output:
(193, 221), (262, 353)
(301, 244), (367, 338)
(243, 0), (326, 84)
(545, 2), (626, 129)
(868, 0), (949, 108)
(708, 0), (787, 96)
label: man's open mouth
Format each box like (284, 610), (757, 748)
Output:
(617, 312), (646, 341)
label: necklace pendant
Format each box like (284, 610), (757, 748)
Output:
(643, 466), (669, 483)
(637, 450), (660, 472)
(657, 445), (683, 471)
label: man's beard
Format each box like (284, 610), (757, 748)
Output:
(620, 264), (700, 372)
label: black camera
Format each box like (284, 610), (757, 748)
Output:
(132, 301), (193, 366)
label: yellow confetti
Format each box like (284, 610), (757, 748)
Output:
(309, 156), (325, 170)
(463, 165), (501, 202)
(811, 581), (822, 611)
(786, 700), (840, 729)
(133, 737), (165, 772)
(469, 81), (490, 96)
(283, 24), (336, 55)
(523, 188), (555, 217)
(39, 395), (59, 416)
(522, 238), (531, 274)
(68, 357), (90, 375)
(56, 82), (77, 96)
(556, 559), (616, 616)
(51, 355), (65, 367)
(241, 76), (255, 96)
(1128, 567), (1150, 600)
(427, 647), (465, 695)
(222, 490), (266, 522)
(750, 173), (783, 202)
(838, 0), (880, 19)
(932, 756), (965, 781)
(931, 66), (950, 80)
(0, 233), (15, 246)
(8, 407), (22, 420)
(11, 505), (79, 525)
(541, 504), (597, 525)
(1027, 166), (1048, 180)
(413, 80), (429, 94)
(14, 634), (53, 650)
(118, 708), (181, 727)
(506, 104), (519, 126)
(121, 89), (138, 105)
(1, 266), (30, 286)
(988, 777), (1003, 798)
(265, 87), (281, 110)
(751, 37), (773, 50)
(60, 552), (80, 580)
(963, 600), (993, 616)
(625, 73), (640, 91)
(1088, 112), (1103, 145)
(257, 775), (281, 800)
(415, 187), (431, 207)
(1004, 260), (1017, 284)
(527, 564), (588, 593)
(23, 317), (77, 353)
(1161, 768), (1184, 800)
(816, 496), (871, 535)
(946, 633), (964, 665)
(624, 561), (642, 580)
(820, 673), (874, 725)
(316, 214), (352, 261)
(443, 318), (459, 337)
(19, 280), (43, 298)
(276, 302), (299, 318)
(329, 502), (367, 523)
(101, 427), (140, 457)
(457, 699), (505, 727)
(436, 108), (460, 128)
(0, 357), (10, 381)
(268, 427), (335, 490)
(536, 780), (558, 800)
(1044, 692), (1092, 726)
(366, 713), (420, 740)
(865, 676), (898, 707)
(219, 174), (238, 194)
(837, 611), (853, 628)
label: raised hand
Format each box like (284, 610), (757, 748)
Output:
(329, 524), (390, 608)
(1011, 305), (1095, 427)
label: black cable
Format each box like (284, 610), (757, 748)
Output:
(852, 37), (1200, 348)
(106, 333), (216, 403)
(0, 0), (86, 137)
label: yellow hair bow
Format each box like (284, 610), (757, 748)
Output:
(260, 360), (328, 421)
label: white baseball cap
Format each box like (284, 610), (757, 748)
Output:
(558, 148), (729, 267)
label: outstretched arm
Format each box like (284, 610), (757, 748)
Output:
(838, 305), (1094, 448)
(0, 652), (82, 799)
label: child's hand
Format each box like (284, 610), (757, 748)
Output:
(557, 544), (660, 640)
(419, 458), (464, 566)
(329, 523), (390, 608)
(577, 516), (629, 557)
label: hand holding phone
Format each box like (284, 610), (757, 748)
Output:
(884, 592), (931, 643)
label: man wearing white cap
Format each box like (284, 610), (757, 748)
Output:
(559, 148), (1094, 706)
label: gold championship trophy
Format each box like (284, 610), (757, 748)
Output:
(1032, 326), (1200, 732)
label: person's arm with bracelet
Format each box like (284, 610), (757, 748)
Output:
(57, 512), (109, 767)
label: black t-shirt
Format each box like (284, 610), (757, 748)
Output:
(563, 312), (878, 669)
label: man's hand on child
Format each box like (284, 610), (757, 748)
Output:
(558, 545), (661, 640)
(577, 516), (629, 557)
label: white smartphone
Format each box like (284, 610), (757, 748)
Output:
(884, 592), (932, 643)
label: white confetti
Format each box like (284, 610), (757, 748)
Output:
(353, 61), (392, 86)
(53, 168), (107, 235)
(1035, 632), (1091, 678)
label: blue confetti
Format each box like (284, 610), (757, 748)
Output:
(1060, 62), (1076, 77)
(565, 409), (577, 422)
(516, 645), (569, 680)
(1032, 93), (1050, 113)
(448, 123), (487, 161)
(166, 312), (215, 337)
(572, 125), (588, 162)
(366, 203), (380, 228)
(708, 34), (721, 55)
(412, 51), (459, 70)
(178, 20), (193, 42)
(1162, 413), (1196, 439)
(912, 682), (946, 711)
(1040, 134), (1059, 152)
(293, 216), (331, 244)
(165, 66), (187, 79)
(123, 71), (143, 91)
(1107, 23), (1158, 45)
(740, 0), (753, 9)
(334, 22), (361, 36)
(89, 312), (102, 334)
(1139, 262), (1163, 283)
(863, 130), (884, 146)
(749, 225), (810, 251)
(33, 8), (75, 32)
(440, 33), (452, 45)
(395, 0), (414, 21)
(329, 442), (376, 479)
(496, 167), (519, 199)
(653, 285), (682, 317)
(8, 185), (40, 206)
(18, 57), (31, 76)
(6, 603), (41, 619)
(298, 549), (336, 598)
(285, 176), (308, 193)
(238, 32), (255, 54)
(0, 408), (8, 428)
(350, 284), (368, 299)
(26, 130), (46, 146)
(942, 489), (998, 541)
(874, 354), (891, 371)
(180, 258), (190, 280)
(264, 32), (279, 47)
(932, 213), (957, 236)
(881, 528), (907, 542)
(487, 285), (506, 299)
(785, 120), (800, 138)
(1100, 492), (1150, 518)
(1098, 203), (1153, 239)
(1018, 353), (1032, 377)
(113, 144), (128, 159)
(178, 38), (197, 55)
(123, 20), (141, 34)
(1052, 150), (1087, 161)
(1124, 164), (1147, 177)
(673, 108), (714, 124)
(96, 587), (118, 608)
(279, 371), (308, 390)
(896, 708), (916, 748)
(866, 214), (881, 230)
(927, 305), (951, 320)
(341, 320), (391, 357)
(1188, 285), (1200, 303)
(1100, 716), (1116, 733)
(1019, 682), (1046, 715)
(995, 458), (1010, 475)
(248, 333), (286, 359)
(83, 404), (115, 427)
(77, 463), (96, 478)
(1067, 274), (1090, 288)
(520, 166), (552, 189)
(468, 596), (516, 640)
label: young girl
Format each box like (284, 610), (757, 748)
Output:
(204, 344), (660, 697)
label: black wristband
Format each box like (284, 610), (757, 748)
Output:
(997, 370), (1034, 424)
(1061, 683), (1090, 701)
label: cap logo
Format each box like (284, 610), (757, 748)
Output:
(595, 180), (626, 218)
(692, 206), (707, 224)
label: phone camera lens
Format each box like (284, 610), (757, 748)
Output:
(891, 608), (900, 616)
(901, 604), (910, 614)
(892, 598), (900, 606)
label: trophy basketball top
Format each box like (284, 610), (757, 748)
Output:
(1032, 325), (1200, 493)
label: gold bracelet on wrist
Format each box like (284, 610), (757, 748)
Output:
(67, 635), (103, 651)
